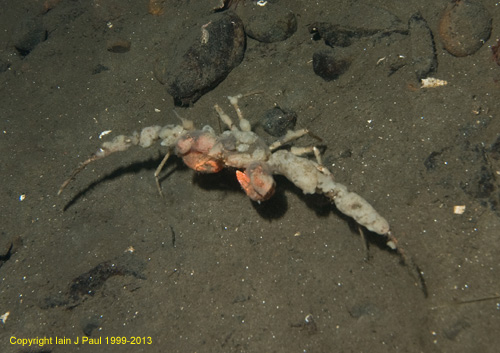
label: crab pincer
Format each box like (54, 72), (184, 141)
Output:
(235, 162), (275, 202)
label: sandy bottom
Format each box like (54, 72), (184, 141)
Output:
(1, 1), (499, 352)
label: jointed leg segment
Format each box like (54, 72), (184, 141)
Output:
(57, 149), (118, 195)
(155, 150), (171, 196)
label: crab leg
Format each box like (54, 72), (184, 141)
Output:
(57, 134), (139, 195)
(154, 150), (172, 196)
(58, 154), (102, 195)
(267, 150), (391, 238)
(214, 104), (236, 130)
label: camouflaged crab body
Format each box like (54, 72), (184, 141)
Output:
(174, 125), (276, 201)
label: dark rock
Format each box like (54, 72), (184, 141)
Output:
(439, 0), (492, 57)
(260, 107), (297, 137)
(236, 2), (297, 43)
(155, 11), (246, 106)
(312, 48), (351, 81)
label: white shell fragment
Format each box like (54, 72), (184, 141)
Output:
(453, 205), (466, 215)
(99, 130), (112, 139)
(421, 77), (448, 88)
(0, 311), (10, 324)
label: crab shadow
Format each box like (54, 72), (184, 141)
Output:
(61, 154), (179, 211)
(195, 173), (390, 252)
(193, 173), (323, 220)
(61, 155), (392, 251)
(268, 176), (391, 252)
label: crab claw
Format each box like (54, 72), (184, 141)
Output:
(183, 152), (224, 173)
(236, 162), (275, 202)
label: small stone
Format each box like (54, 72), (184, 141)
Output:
(260, 107), (297, 137)
(439, 0), (492, 57)
(312, 48), (351, 81)
(155, 12), (245, 106)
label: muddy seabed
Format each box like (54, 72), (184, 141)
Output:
(1, 1), (499, 352)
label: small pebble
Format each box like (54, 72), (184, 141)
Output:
(312, 48), (351, 81)
(439, 0), (492, 57)
(260, 107), (297, 137)
(155, 12), (245, 106)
